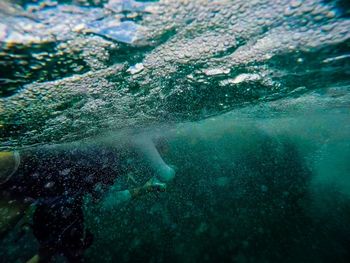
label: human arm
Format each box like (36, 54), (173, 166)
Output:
(132, 136), (175, 183)
(100, 181), (166, 211)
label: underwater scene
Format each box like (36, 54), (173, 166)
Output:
(0, 0), (349, 262)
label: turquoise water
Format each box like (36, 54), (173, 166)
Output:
(0, 0), (349, 262)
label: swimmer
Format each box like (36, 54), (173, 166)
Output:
(0, 135), (175, 262)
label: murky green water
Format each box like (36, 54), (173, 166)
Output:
(0, 0), (349, 262)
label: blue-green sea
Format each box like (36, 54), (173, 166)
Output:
(0, 0), (349, 262)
